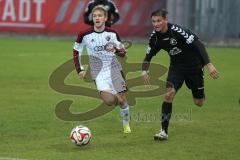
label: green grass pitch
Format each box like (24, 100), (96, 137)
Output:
(0, 38), (239, 160)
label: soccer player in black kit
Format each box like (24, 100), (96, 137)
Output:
(141, 9), (219, 140)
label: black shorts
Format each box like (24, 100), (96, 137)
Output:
(166, 68), (205, 99)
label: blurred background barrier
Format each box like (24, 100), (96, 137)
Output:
(0, 0), (239, 44)
(0, 0), (166, 37)
(167, 0), (240, 42)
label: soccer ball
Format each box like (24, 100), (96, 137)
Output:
(70, 125), (91, 146)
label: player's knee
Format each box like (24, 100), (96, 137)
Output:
(194, 99), (204, 107)
(101, 92), (117, 106)
(164, 89), (175, 102)
(118, 99), (125, 107)
(104, 98), (116, 106)
(102, 96), (117, 106)
(164, 95), (172, 102)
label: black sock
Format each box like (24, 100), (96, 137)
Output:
(161, 102), (172, 134)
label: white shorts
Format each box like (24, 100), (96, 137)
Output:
(95, 70), (127, 94)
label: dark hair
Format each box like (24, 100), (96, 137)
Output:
(151, 9), (168, 18)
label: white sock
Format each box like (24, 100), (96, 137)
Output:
(120, 103), (130, 126)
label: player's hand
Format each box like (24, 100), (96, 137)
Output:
(104, 42), (116, 53)
(141, 71), (150, 87)
(79, 71), (86, 78)
(206, 63), (219, 79)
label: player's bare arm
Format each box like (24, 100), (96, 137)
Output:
(78, 70), (86, 78)
(141, 59), (151, 86)
(206, 63), (219, 79)
(141, 70), (150, 86)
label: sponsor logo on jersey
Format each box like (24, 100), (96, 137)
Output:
(94, 45), (105, 52)
(169, 47), (182, 56)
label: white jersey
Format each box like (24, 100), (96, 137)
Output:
(73, 28), (122, 80)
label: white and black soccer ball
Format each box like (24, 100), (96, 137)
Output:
(70, 125), (91, 146)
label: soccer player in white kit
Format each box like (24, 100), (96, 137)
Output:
(73, 5), (131, 133)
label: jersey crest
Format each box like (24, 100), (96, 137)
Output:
(105, 35), (111, 41)
(170, 38), (177, 45)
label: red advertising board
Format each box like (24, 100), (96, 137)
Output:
(0, 0), (166, 37)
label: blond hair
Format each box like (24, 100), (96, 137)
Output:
(92, 5), (108, 17)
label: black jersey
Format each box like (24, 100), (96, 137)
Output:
(143, 23), (210, 73)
